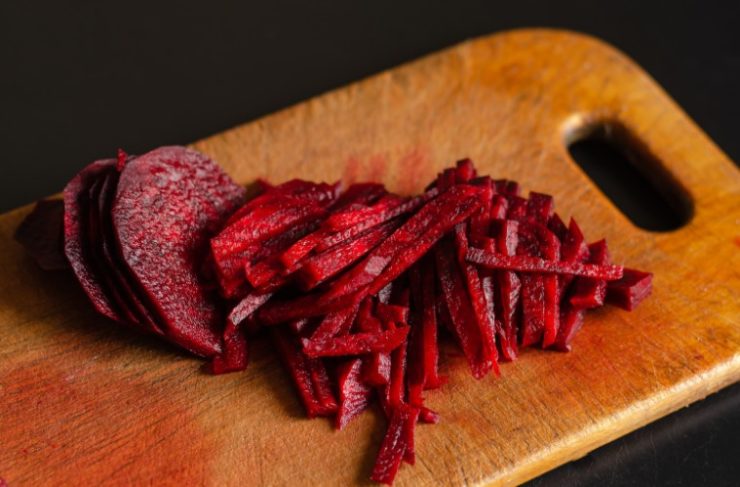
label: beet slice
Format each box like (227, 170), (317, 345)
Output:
(112, 146), (246, 356)
(14, 199), (68, 271)
(63, 159), (121, 321)
(96, 168), (165, 335)
(86, 170), (143, 327)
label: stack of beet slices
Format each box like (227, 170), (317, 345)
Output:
(19, 146), (246, 356)
(17, 148), (652, 485)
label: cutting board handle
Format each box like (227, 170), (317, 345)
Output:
(548, 31), (739, 230)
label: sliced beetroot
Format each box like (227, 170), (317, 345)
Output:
(24, 152), (655, 486)
(569, 240), (610, 310)
(86, 170), (143, 327)
(606, 268), (653, 310)
(335, 358), (372, 430)
(551, 304), (586, 352)
(298, 219), (400, 290)
(112, 146), (246, 356)
(453, 224), (499, 373)
(271, 327), (337, 418)
(302, 326), (409, 358)
(466, 248), (624, 280)
(370, 404), (419, 484)
(435, 238), (491, 378)
(14, 199), (68, 271)
(63, 159), (121, 321)
(96, 168), (165, 335)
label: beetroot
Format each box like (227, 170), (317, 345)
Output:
(18, 150), (653, 485)
(63, 159), (121, 321)
(14, 199), (68, 271)
(606, 268), (654, 310)
(112, 147), (246, 356)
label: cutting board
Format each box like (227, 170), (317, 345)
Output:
(1, 29), (738, 486)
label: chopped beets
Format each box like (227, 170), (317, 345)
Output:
(606, 268), (653, 310)
(112, 146), (246, 356)
(298, 220), (400, 290)
(20, 151), (653, 485)
(14, 199), (68, 271)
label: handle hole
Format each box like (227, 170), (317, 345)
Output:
(566, 121), (692, 232)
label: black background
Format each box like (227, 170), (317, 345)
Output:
(2, 1), (738, 485)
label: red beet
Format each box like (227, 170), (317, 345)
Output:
(606, 268), (653, 310)
(63, 159), (121, 321)
(335, 358), (372, 429)
(112, 146), (246, 356)
(14, 199), (68, 271)
(21, 151), (655, 486)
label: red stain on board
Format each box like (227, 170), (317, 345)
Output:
(366, 154), (388, 183)
(396, 147), (431, 195)
(342, 147), (431, 195)
(1, 360), (212, 485)
(734, 236), (740, 248)
(343, 156), (363, 185)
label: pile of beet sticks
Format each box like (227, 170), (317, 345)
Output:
(209, 159), (652, 483)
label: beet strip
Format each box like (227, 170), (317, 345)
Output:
(435, 238), (492, 378)
(335, 358), (372, 429)
(419, 260), (444, 389)
(606, 268), (654, 310)
(316, 189), (439, 252)
(298, 220), (400, 290)
(453, 224), (500, 373)
(489, 220), (521, 359)
(310, 305), (360, 341)
(302, 326), (410, 358)
(270, 327), (337, 417)
(466, 248), (624, 280)
(537, 227), (561, 348)
(552, 304), (586, 352)
(370, 405), (415, 484)
(317, 185), (482, 304)
(569, 240), (610, 309)
(360, 308), (393, 386)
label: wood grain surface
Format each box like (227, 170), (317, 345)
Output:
(1, 29), (738, 486)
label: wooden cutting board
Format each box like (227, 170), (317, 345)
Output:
(1, 29), (738, 486)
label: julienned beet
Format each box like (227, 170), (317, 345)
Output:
(17, 146), (652, 484)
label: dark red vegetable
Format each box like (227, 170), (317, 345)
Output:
(606, 268), (654, 310)
(18, 150), (654, 485)
(14, 199), (68, 271)
(113, 146), (246, 356)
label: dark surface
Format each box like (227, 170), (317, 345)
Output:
(1, 1), (738, 485)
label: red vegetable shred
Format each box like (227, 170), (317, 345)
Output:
(17, 148), (652, 485)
